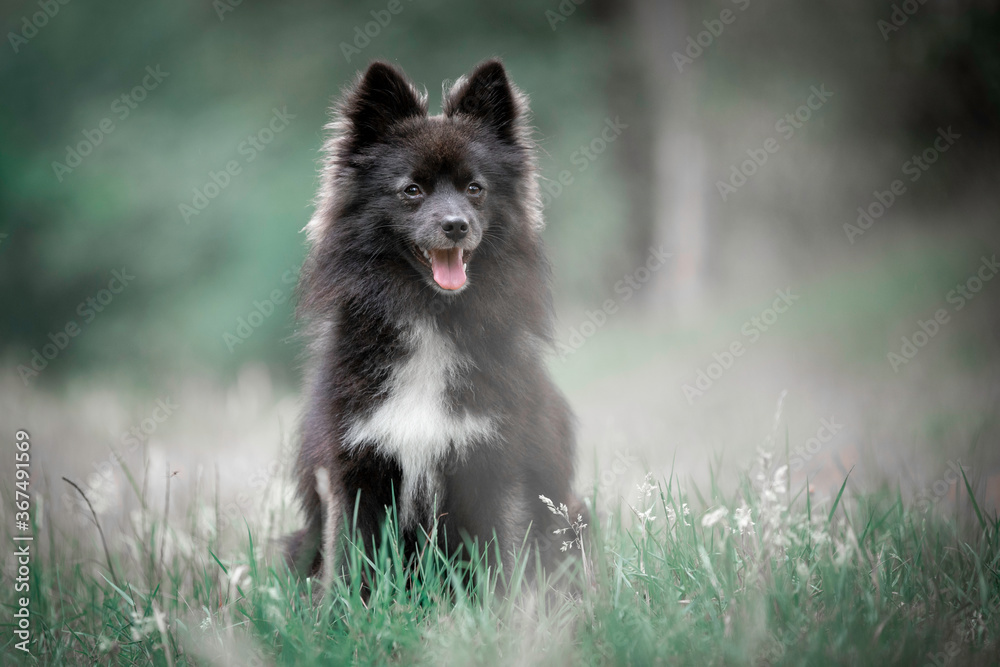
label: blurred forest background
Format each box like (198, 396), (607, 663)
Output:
(2, 0), (1000, 524)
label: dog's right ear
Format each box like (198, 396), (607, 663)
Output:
(341, 61), (426, 151)
(444, 59), (526, 145)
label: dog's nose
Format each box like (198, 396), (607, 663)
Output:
(440, 216), (469, 242)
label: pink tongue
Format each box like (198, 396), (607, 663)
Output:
(430, 248), (466, 290)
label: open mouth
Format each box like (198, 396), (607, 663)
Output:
(412, 243), (469, 291)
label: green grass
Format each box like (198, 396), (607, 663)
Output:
(3, 451), (999, 666)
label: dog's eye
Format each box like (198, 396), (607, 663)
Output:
(467, 182), (483, 196)
(403, 184), (423, 197)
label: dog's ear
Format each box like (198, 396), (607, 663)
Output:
(444, 59), (526, 143)
(341, 61), (426, 150)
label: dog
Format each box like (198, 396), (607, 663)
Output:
(287, 58), (584, 586)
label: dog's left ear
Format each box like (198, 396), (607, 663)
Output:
(444, 59), (526, 143)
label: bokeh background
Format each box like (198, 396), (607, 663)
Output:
(2, 0), (1000, 545)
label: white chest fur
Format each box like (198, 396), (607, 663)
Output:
(343, 318), (494, 526)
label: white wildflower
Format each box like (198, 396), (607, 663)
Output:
(831, 526), (857, 568)
(97, 635), (116, 653)
(773, 465), (788, 495)
(766, 389), (788, 447)
(228, 564), (249, 588)
(636, 473), (656, 499)
(539, 496), (587, 554)
(629, 502), (657, 538)
(701, 506), (729, 528)
(636, 506), (656, 524)
(128, 610), (158, 641)
(733, 505), (754, 535)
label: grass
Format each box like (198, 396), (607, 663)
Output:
(3, 442), (999, 666)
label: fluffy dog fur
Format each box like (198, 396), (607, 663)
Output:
(287, 59), (583, 582)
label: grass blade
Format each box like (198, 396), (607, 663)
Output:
(828, 466), (854, 523)
(99, 573), (135, 610)
(959, 466), (987, 532)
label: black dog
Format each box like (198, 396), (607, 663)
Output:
(287, 59), (584, 584)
